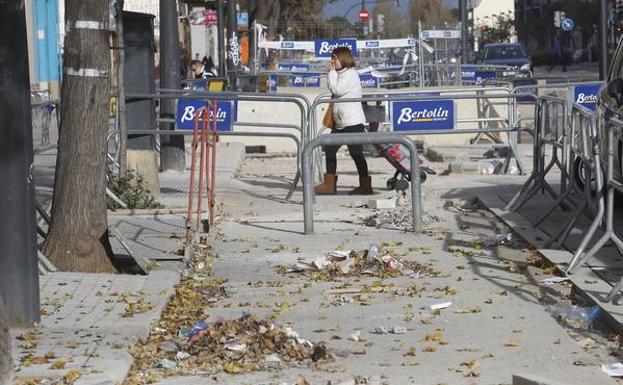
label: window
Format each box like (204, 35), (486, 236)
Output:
(484, 45), (526, 60)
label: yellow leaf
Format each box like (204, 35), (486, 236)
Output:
(405, 347), (417, 356)
(505, 338), (521, 347)
(454, 306), (481, 314)
(49, 359), (67, 369)
(64, 369), (81, 384)
(223, 361), (243, 374)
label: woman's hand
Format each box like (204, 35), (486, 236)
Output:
(326, 60), (335, 72)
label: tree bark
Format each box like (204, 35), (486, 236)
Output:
(43, 0), (118, 273)
(0, 296), (10, 385)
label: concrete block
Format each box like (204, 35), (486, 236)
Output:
(367, 199), (396, 209)
(513, 373), (569, 385)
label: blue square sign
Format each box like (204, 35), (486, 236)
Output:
(574, 84), (601, 111)
(314, 39), (358, 58)
(392, 100), (455, 131)
(176, 99), (235, 132)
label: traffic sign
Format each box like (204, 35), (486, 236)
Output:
(359, 8), (369, 21)
(561, 18), (574, 31)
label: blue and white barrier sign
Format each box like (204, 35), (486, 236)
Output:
(449, 66), (477, 82)
(474, 71), (496, 85)
(314, 38), (358, 58)
(291, 73), (321, 87)
(278, 63), (310, 72)
(392, 100), (455, 131)
(176, 99), (236, 132)
(360, 74), (378, 88)
(269, 75), (278, 91)
(574, 84), (601, 111)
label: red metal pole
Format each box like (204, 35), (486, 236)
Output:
(209, 101), (218, 226)
(195, 105), (208, 231)
(185, 111), (201, 244)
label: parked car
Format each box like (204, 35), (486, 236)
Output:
(595, 39), (623, 194)
(480, 43), (533, 76)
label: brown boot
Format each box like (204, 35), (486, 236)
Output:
(348, 176), (374, 195)
(315, 174), (338, 195)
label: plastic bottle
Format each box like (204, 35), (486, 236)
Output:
(367, 242), (380, 262)
(548, 302), (601, 329)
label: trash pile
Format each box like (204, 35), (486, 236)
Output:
(362, 193), (443, 230)
(164, 313), (327, 374)
(278, 245), (446, 280)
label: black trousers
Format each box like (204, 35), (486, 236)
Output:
(323, 124), (369, 177)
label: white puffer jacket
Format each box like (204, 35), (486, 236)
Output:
(328, 67), (366, 130)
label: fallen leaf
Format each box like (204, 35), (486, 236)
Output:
(454, 306), (481, 314)
(63, 369), (81, 384)
(456, 359), (480, 377)
(505, 338), (521, 347)
(223, 361), (243, 374)
(405, 347), (417, 356)
(49, 359), (67, 370)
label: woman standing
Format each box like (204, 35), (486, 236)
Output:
(315, 47), (373, 195)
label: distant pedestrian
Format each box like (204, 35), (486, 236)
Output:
(315, 46), (373, 196)
(191, 59), (216, 79)
(550, 35), (567, 72)
(202, 56), (219, 77)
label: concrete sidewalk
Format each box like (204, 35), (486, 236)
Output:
(12, 143), (247, 385)
(142, 153), (616, 385)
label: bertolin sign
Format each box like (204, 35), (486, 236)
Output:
(391, 100), (455, 131)
(574, 84), (601, 111)
(314, 39), (358, 58)
(176, 99), (236, 131)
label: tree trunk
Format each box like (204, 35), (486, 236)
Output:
(0, 296), (10, 385)
(43, 0), (118, 273)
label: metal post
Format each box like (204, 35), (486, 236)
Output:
(247, 0), (257, 75)
(159, 0), (185, 171)
(599, 0), (608, 80)
(0, 1), (40, 326)
(217, 0), (226, 76)
(303, 133), (422, 234)
(226, 0), (239, 90)
(460, 0), (468, 63)
(418, 20), (424, 88)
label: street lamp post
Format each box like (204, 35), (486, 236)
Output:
(599, 0), (608, 80)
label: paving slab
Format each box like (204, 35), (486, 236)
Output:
(11, 271), (179, 385)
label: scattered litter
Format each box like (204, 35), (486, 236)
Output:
(454, 306), (481, 314)
(160, 358), (178, 369)
(175, 351), (190, 361)
(225, 342), (247, 352)
(547, 302), (601, 329)
(362, 194), (444, 230)
(182, 314), (322, 373)
(367, 199), (396, 209)
(541, 276), (570, 285)
(279, 246), (443, 280)
(602, 363), (623, 377)
(390, 326), (407, 334)
(570, 228), (584, 236)
(373, 326), (388, 334)
(430, 302), (452, 310)
(349, 331), (361, 342)
(367, 242), (380, 262)
(265, 353), (281, 363)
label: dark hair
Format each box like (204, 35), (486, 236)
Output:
(332, 46), (356, 68)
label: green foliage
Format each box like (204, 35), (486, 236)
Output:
(107, 170), (163, 210)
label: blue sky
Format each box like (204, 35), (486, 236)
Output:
(323, 0), (459, 22)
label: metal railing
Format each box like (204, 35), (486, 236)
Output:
(302, 132), (422, 234)
(125, 91), (311, 200)
(308, 92), (533, 181)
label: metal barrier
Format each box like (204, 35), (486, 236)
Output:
(540, 104), (601, 249)
(308, 93), (534, 180)
(504, 96), (568, 212)
(126, 91), (309, 200)
(31, 99), (60, 153)
(302, 132), (422, 234)
(567, 117), (623, 287)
